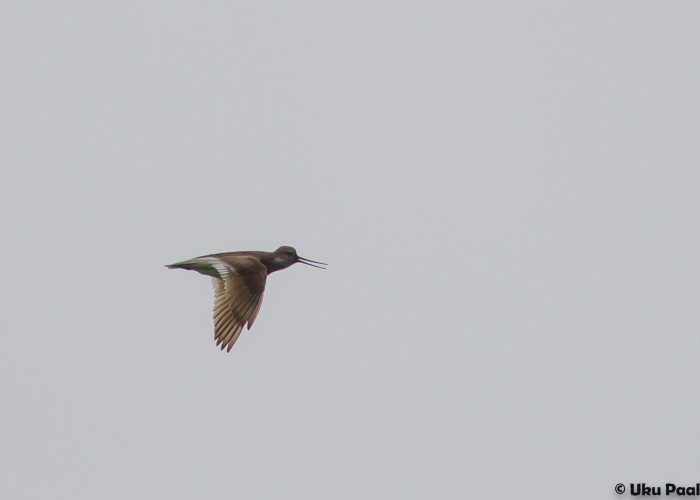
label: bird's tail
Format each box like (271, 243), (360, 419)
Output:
(165, 261), (191, 270)
(165, 258), (222, 279)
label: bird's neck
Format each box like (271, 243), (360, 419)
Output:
(260, 254), (295, 274)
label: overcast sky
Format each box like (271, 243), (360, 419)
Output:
(1, 2), (699, 499)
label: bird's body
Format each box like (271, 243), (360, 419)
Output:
(166, 246), (326, 352)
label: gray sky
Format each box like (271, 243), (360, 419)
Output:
(1, 2), (699, 498)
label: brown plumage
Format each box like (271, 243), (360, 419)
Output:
(166, 246), (326, 352)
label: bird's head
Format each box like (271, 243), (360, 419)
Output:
(274, 246), (327, 269)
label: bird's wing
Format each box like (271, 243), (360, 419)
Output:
(209, 256), (267, 352)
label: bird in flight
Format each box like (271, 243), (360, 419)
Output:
(166, 246), (326, 352)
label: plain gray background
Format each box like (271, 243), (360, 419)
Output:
(1, 2), (699, 498)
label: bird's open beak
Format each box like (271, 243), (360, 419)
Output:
(298, 256), (328, 269)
